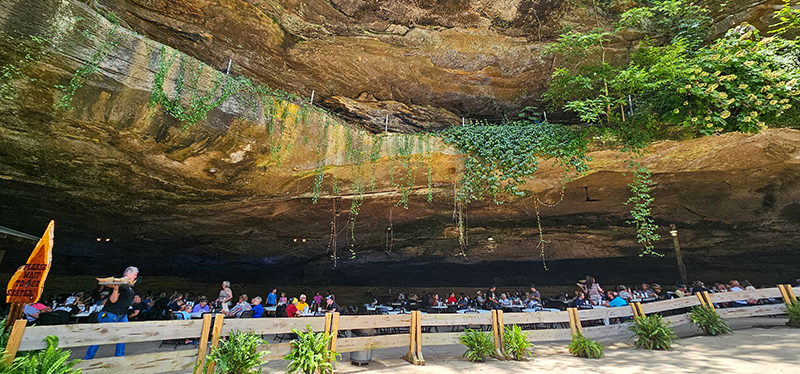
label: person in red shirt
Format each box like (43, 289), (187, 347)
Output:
(446, 292), (457, 304)
(284, 298), (299, 317)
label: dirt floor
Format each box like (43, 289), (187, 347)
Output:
(74, 316), (800, 374)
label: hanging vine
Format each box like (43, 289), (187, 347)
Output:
(625, 161), (662, 256)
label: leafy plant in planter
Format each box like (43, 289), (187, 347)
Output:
(0, 335), (81, 374)
(629, 314), (677, 350)
(459, 329), (496, 362)
(568, 332), (604, 358)
(786, 302), (800, 327)
(284, 326), (340, 374)
(202, 330), (269, 374)
(689, 305), (732, 335)
(501, 325), (533, 360)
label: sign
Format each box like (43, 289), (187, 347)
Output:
(6, 221), (54, 303)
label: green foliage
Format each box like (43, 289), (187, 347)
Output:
(629, 314), (677, 350)
(441, 121), (589, 203)
(785, 301), (800, 327)
(0, 336), (81, 374)
(625, 163), (661, 256)
(458, 329), (496, 362)
(689, 305), (732, 336)
(568, 332), (604, 359)
(501, 325), (533, 360)
(284, 326), (340, 374)
(0, 34), (51, 100)
(771, 0), (800, 36)
(0, 319), (10, 354)
(617, 0), (710, 47)
(202, 330), (269, 374)
(54, 12), (123, 110)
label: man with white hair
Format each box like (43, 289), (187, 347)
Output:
(84, 266), (138, 359)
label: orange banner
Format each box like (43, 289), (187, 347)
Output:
(6, 221), (54, 303)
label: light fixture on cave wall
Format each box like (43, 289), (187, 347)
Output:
(292, 238), (307, 243)
(486, 236), (496, 251)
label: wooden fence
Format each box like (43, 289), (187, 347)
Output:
(3, 285), (797, 373)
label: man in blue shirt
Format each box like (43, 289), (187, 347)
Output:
(266, 289), (278, 306)
(607, 292), (628, 307)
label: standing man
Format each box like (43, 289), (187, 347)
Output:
(84, 266), (138, 359)
(529, 284), (541, 306)
(486, 285), (499, 309)
(266, 289), (278, 306)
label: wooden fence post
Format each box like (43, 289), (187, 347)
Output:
(635, 302), (645, 317)
(701, 291), (713, 307)
(696, 292), (708, 307)
(630, 302), (640, 318)
(415, 311), (424, 365)
(567, 308), (583, 335)
(491, 309), (503, 357)
(497, 309), (505, 348)
(329, 312), (340, 351)
(403, 310), (417, 364)
(205, 314), (225, 374)
(194, 313), (214, 374)
(3, 319), (27, 365)
(323, 313), (332, 340)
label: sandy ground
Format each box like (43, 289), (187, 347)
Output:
(76, 317), (800, 374)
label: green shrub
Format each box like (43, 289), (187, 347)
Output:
(284, 326), (340, 374)
(202, 330), (269, 374)
(689, 305), (732, 335)
(786, 302), (800, 328)
(0, 335), (81, 374)
(628, 314), (677, 350)
(568, 332), (604, 358)
(501, 325), (533, 360)
(458, 329), (496, 362)
(0, 319), (10, 352)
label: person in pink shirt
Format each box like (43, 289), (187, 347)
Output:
(312, 292), (323, 308)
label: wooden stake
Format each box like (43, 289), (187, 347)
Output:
(205, 314), (225, 374)
(3, 319), (26, 365)
(696, 292), (707, 307)
(636, 302), (645, 317)
(778, 284), (791, 305)
(415, 311), (424, 365)
(786, 285), (797, 304)
(701, 291), (713, 307)
(630, 302), (640, 318)
(403, 310), (417, 364)
(323, 312), (332, 339)
(329, 312), (340, 352)
(491, 310), (501, 354)
(3, 303), (23, 334)
(567, 308), (578, 336)
(194, 313), (214, 374)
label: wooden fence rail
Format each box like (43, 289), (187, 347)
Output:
(2, 286), (796, 373)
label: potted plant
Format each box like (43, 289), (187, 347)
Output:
(284, 326), (340, 374)
(458, 329), (496, 362)
(202, 330), (269, 374)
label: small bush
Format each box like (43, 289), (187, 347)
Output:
(786, 302), (800, 328)
(0, 335), (81, 374)
(628, 314), (677, 350)
(689, 305), (732, 336)
(501, 325), (533, 360)
(202, 330), (269, 374)
(459, 329), (496, 362)
(568, 332), (604, 358)
(284, 326), (340, 374)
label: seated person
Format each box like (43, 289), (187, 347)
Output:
(175, 304), (192, 320)
(23, 303), (48, 324)
(324, 295), (340, 313)
(225, 294), (252, 317)
(457, 294), (469, 309)
(285, 298), (299, 317)
(446, 293), (457, 304)
(498, 293), (512, 307)
(652, 284), (668, 301)
(618, 285), (632, 300)
(296, 294), (310, 313)
(639, 284), (654, 298)
(691, 281), (710, 295)
(674, 285), (688, 298)
(606, 292), (628, 307)
(168, 294), (184, 311)
(192, 297), (210, 316)
(128, 294), (148, 321)
(251, 297), (264, 318)
(573, 292), (589, 307)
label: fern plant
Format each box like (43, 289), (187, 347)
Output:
(458, 329), (496, 362)
(501, 325), (533, 360)
(202, 330), (269, 374)
(689, 305), (732, 336)
(284, 326), (340, 374)
(786, 302), (800, 328)
(568, 332), (604, 358)
(1, 335), (81, 374)
(629, 314), (677, 350)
